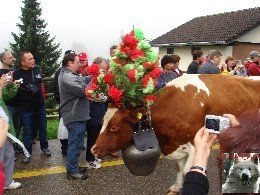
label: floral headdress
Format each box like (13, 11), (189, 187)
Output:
(85, 28), (162, 108)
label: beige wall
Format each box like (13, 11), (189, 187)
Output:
(233, 43), (260, 62)
(158, 45), (233, 71)
(235, 25), (260, 43)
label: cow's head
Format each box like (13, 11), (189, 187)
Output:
(92, 105), (146, 157)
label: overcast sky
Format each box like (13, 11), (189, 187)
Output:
(0, 0), (259, 63)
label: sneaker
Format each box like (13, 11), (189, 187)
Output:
(79, 166), (87, 173)
(86, 160), (101, 169)
(66, 171), (88, 180)
(95, 157), (102, 163)
(22, 156), (30, 164)
(42, 148), (51, 157)
(4, 180), (21, 190)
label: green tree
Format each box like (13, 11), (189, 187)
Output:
(10, 0), (62, 78)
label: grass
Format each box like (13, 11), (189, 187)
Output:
(47, 119), (59, 139)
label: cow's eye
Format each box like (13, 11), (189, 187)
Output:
(109, 125), (118, 133)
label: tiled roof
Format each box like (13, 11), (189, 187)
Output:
(150, 7), (260, 46)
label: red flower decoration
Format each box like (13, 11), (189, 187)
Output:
(120, 44), (130, 55)
(150, 68), (162, 79)
(128, 69), (137, 82)
(123, 34), (138, 49)
(87, 64), (99, 75)
(108, 85), (123, 102)
(85, 84), (99, 92)
(130, 49), (146, 61)
(91, 75), (98, 84)
(143, 62), (158, 70)
(104, 72), (114, 85)
(143, 75), (151, 88)
(145, 95), (156, 104)
(153, 79), (158, 87)
(115, 101), (122, 108)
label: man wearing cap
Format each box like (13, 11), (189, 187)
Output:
(247, 51), (260, 76)
(77, 52), (88, 75)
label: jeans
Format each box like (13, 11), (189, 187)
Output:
(7, 106), (21, 138)
(21, 105), (49, 154)
(86, 124), (101, 161)
(66, 121), (86, 173)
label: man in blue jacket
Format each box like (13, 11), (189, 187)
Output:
(198, 50), (222, 74)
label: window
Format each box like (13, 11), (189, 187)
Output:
(167, 47), (174, 54)
(191, 47), (201, 54)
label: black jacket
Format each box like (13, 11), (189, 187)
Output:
(182, 171), (209, 195)
(13, 66), (44, 111)
(187, 61), (199, 74)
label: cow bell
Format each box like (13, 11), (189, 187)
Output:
(122, 142), (161, 176)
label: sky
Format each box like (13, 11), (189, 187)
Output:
(0, 0), (259, 63)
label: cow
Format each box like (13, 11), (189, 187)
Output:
(92, 74), (260, 194)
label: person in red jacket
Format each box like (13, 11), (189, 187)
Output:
(247, 51), (260, 76)
(77, 52), (88, 75)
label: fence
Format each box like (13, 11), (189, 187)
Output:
(43, 77), (59, 119)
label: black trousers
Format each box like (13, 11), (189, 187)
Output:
(85, 124), (101, 161)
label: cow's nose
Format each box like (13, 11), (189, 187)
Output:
(242, 173), (249, 181)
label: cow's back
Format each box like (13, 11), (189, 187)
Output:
(151, 74), (260, 155)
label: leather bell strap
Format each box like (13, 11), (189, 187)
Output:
(190, 166), (207, 174)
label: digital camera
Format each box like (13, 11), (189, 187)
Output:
(26, 83), (39, 94)
(205, 115), (230, 134)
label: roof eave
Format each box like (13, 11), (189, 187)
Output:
(151, 41), (227, 47)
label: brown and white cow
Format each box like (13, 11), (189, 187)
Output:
(92, 74), (260, 194)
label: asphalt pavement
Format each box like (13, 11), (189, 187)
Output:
(4, 139), (220, 195)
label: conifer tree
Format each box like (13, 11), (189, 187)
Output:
(10, 0), (61, 77)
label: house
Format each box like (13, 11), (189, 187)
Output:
(150, 7), (260, 71)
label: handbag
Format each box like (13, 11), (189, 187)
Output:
(57, 117), (68, 139)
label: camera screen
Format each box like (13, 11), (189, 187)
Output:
(205, 119), (220, 131)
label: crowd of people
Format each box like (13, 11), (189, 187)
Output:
(0, 47), (259, 192)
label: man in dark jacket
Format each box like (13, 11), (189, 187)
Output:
(13, 51), (51, 164)
(198, 50), (221, 74)
(187, 50), (204, 74)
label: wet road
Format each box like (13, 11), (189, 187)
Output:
(5, 140), (220, 195)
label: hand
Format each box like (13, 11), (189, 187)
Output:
(223, 114), (240, 127)
(192, 127), (218, 170)
(13, 80), (21, 88)
(0, 117), (9, 148)
(96, 93), (108, 102)
(0, 75), (10, 89)
(222, 64), (227, 71)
